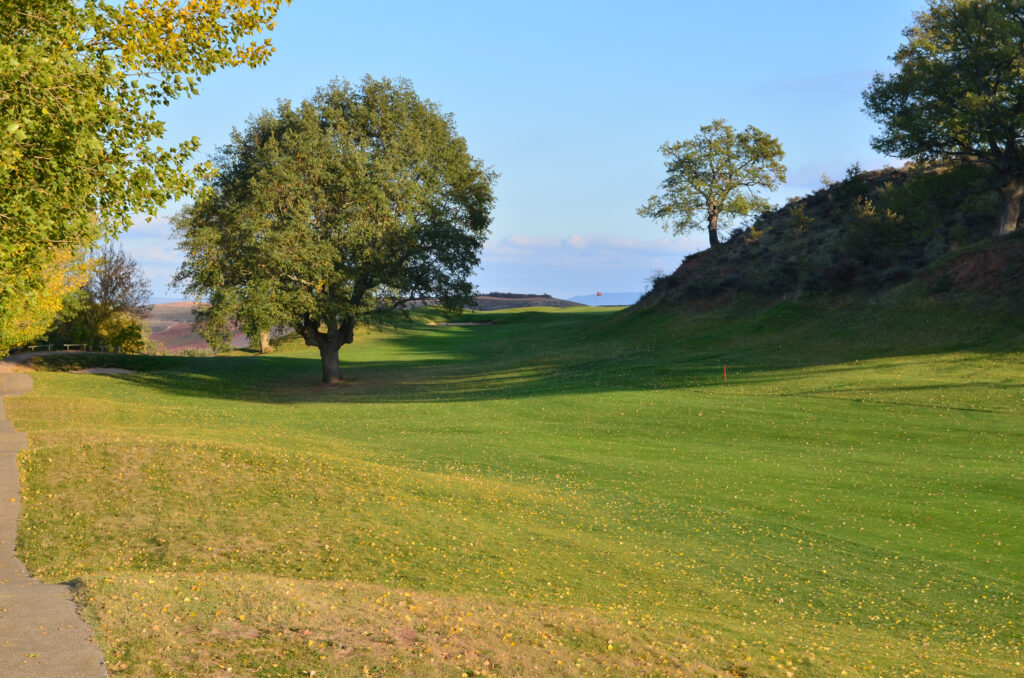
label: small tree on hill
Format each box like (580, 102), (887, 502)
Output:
(173, 77), (496, 383)
(863, 0), (1024, 236)
(638, 120), (786, 248)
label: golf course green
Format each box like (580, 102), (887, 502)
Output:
(8, 301), (1023, 677)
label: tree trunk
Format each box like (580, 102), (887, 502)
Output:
(258, 330), (272, 354)
(998, 178), (1024, 236)
(708, 212), (720, 248)
(298, 313), (356, 385)
(319, 344), (341, 384)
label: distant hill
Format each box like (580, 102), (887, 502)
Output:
(642, 162), (1024, 309)
(146, 302), (250, 353)
(472, 294), (581, 310)
(407, 293), (581, 311)
(568, 292), (641, 306)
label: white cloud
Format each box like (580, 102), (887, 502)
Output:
(505, 233), (562, 249)
(112, 216), (183, 297)
(476, 231), (705, 297)
(485, 232), (702, 261)
(566, 234), (588, 249)
(139, 246), (182, 264)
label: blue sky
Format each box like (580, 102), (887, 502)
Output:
(124, 0), (924, 301)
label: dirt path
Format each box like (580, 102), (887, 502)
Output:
(0, 365), (107, 677)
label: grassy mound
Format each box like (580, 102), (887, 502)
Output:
(646, 163), (1024, 307)
(8, 304), (1023, 676)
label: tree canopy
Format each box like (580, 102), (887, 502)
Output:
(863, 0), (1024, 236)
(0, 249), (87, 351)
(638, 120), (786, 248)
(83, 245), (153, 322)
(173, 77), (496, 383)
(0, 0), (286, 353)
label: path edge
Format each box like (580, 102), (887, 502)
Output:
(0, 367), (108, 677)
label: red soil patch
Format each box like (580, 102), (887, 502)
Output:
(928, 237), (1024, 295)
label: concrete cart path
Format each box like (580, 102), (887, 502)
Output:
(0, 367), (107, 677)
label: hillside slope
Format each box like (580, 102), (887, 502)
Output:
(146, 302), (250, 352)
(645, 163), (1023, 308)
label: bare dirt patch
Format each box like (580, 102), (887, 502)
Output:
(927, 236), (1024, 296)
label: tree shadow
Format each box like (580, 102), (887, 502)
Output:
(80, 305), (1024, 410)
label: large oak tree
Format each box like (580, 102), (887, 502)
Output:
(863, 0), (1024, 236)
(0, 0), (286, 353)
(173, 77), (496, 383)
(638, 120), (786, 248)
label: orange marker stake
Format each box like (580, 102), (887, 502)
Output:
(724, 365), (727, 381)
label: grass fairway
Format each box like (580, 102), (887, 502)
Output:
(8, 302), (1024, 677)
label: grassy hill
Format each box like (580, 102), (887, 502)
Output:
(9, 299), (1023, 677)
(646, 163), (1024, 309)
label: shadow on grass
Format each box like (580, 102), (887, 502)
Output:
(781, 382), (1024, 415)
(31, 302), (1024, 406)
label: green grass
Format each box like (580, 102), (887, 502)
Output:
(8, 301), (1024, 677)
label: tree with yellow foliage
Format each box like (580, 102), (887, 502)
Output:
(0, 0), (287, 353)
(0, 249), (88, 351)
